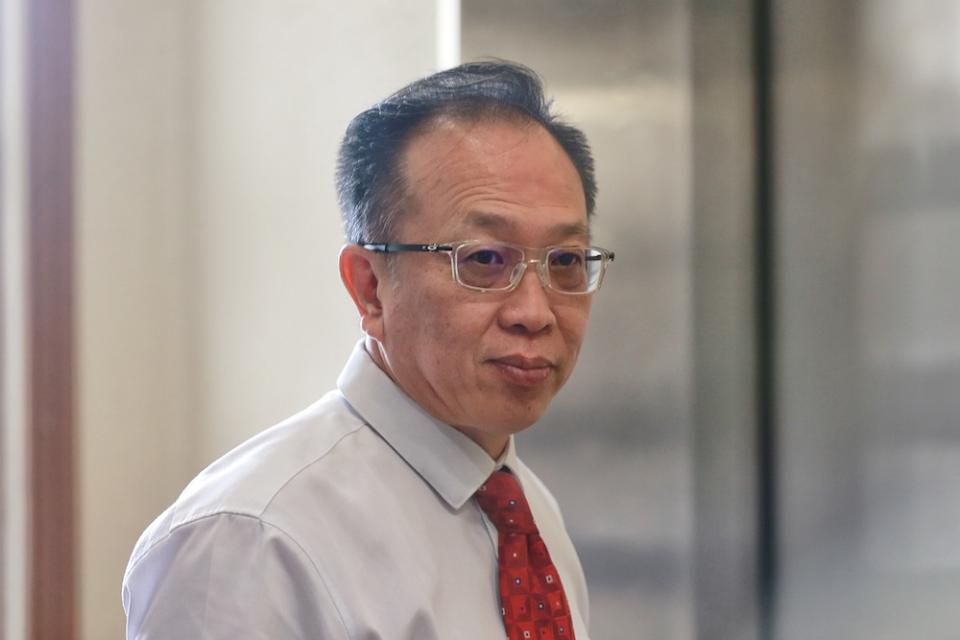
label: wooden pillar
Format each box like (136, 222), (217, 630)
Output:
(27, 0), (76, 636)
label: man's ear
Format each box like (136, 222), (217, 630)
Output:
(339, 244), (386, 341)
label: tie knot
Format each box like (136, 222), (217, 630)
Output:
(475, 470), (538, 534)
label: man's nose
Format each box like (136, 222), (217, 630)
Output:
(497, 264), (556, 335)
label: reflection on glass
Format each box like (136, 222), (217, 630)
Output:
(776, 1), (960, 639)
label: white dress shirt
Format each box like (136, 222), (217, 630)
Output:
(123, 342), (591, 639)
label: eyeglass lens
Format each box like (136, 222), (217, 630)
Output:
(453, 243), (603, 292)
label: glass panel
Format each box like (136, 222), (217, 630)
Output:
(776, 1), (960, 638)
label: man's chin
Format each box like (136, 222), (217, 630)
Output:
(487, 404), (550, 433)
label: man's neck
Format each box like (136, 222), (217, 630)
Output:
(362, 335), (509, 460)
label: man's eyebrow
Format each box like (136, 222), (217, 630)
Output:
(464, 211), (591, 240)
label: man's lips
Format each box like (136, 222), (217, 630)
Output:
(489, 354), (555, 369)
(487, 355), (555, 387)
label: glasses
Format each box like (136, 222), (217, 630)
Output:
(361, 240), (615, 294)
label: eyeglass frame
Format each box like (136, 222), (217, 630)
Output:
(360, 240), (615, 295)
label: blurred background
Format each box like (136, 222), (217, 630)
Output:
(3, 0), (960, 639)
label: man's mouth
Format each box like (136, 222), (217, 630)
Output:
(488, 355), (555, 387)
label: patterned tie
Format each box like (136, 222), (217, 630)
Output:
(475, 469), (576, 640)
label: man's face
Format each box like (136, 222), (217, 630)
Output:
(370, 117), (593, 456)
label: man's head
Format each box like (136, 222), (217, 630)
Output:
(337, 62), (609, 458)
(336, 61), (596, 245)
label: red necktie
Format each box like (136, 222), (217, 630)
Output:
(475, 469), (576, 640)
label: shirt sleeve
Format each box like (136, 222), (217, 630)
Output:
(122, 512), (349, 640)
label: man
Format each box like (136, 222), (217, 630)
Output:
(123, 61), (614, 639)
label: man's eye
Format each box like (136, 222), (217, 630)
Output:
(466, 249), (505, 265)
(551, 251), (583, 267)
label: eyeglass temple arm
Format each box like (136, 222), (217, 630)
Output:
(360, 243), (454, 253)
(586, 251), (614, 262)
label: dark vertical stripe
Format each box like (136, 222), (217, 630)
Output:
(752, 0), (778, 638)
(27, 0), (76, 637)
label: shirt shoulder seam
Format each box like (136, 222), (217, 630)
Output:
(253, 515), (353, 639)
(257, 414), (368, 516)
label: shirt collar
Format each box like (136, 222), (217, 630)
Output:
(337, 341), (518, 510)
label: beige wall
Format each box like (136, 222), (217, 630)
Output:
(190, 1), (437, 461)
(77, 2), (195, 638)
(77, 2), (438, 637)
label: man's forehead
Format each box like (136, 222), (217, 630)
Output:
(394, 115), (589, 245)
(462, 210), (590, 242)
(403, 116), (544, 170)
(401, 120), (585, 200)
